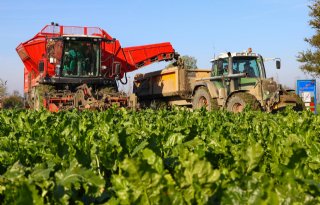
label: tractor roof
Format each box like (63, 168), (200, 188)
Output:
(210, 50), (260, 62)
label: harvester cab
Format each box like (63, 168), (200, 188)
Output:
(48, 37), (103, 78)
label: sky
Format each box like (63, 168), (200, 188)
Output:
(0, 0), (316, 94)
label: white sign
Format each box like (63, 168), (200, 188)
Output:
(302, 92), (312, 103)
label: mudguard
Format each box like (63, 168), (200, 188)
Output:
(192, 81), (219, 99)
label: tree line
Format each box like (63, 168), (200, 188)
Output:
(298, 0), (320, 76)
(0, 79), (23, 109)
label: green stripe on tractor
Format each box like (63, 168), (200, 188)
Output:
(240, 78), (257, 87)
(213, 81), (224, 89)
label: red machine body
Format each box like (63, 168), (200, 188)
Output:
(16, 24), (176, 110)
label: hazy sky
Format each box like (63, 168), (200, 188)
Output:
(0, 0), (315, 94)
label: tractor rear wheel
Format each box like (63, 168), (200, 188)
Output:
(226, 92), (261, 113)
(192, 87), (219, 111)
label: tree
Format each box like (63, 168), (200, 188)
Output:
(2, 95), (24, 109)
(0, 78), (7, 98)
(12, 90), (21, 97)
(166, 55), (197, 69)
(297, 0), (320, 76)
(1, 89), (24, 109)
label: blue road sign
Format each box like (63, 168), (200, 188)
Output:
(297, 80), (317, 114)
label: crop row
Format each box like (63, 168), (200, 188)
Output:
(0, 108), (319, 204)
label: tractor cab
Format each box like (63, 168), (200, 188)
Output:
(211, 49), (269, 79)
(209, 48), (281, 95)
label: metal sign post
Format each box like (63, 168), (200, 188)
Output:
(296, 80), (317, 114)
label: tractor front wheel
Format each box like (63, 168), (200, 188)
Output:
(226, 92), (261, 113)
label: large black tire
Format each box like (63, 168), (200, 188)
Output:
(226, 92), (261, 113)
(192, 87), (219, 111)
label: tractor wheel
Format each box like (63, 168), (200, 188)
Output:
(192, 87), (219, 111)
(226, 92), (261, 113)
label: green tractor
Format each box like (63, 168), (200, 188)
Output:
(192, 49), (304, 112)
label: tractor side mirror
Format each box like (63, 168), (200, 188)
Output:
(276, 60), (281, 69)
(38, 61), (44, 72)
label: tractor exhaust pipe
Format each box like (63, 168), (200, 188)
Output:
(227, 52), (235, 92)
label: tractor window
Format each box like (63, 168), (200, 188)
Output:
(212, 59), (228, 76)
(233, 57), (260, 77)
(62, 40), (100, 77)
(211, 61), (218, 76)
(221, 59), (229, 75)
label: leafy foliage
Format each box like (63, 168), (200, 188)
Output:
(0, 108), (319, 204)
(298, 0), (320, 75)
(166, 55), (197, 69)
(2, 95), (24, 109)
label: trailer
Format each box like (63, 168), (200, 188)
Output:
(133, 65), (211, 107)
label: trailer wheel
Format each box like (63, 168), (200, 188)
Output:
(226, 92), (260, 113)
(192, 87), (218, 111)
